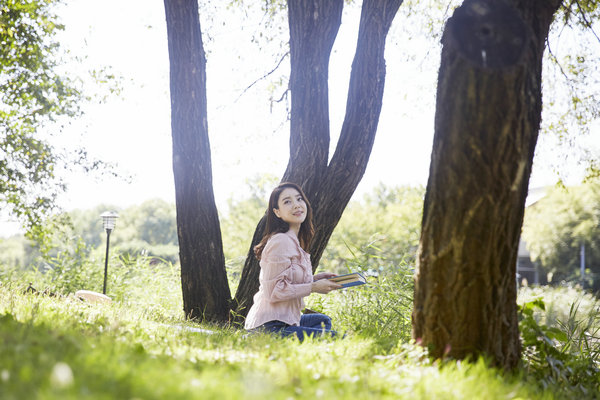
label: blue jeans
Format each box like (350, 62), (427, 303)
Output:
(259, 313), (336, 341)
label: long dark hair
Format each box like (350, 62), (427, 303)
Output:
(253, 182), (315, 260)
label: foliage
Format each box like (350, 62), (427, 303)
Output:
(518, 287), (600, 397)
(536, 0), (600, 181)
(63, 199), (179, 258)
(0, 0), (82, 236)
(308, 265), (414, 352)
(320, 184), (424, 275)
(0, 235), (29, 269)
(0, 0), (122, 243)
(109, 199), (179, 264)
(63, 205), (111, 249)
(309, 211), (418, 351)
(37, 237), (101, 294)
(1, 241), (182, 320)
(62, 199), (178, 264)
(3, 236), (600, 398)
(1, 182), (423, 300)
(522, 180), (600, 289)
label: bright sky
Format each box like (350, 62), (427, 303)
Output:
(50, 0), (437, 210)
(1, 0), (598, 237)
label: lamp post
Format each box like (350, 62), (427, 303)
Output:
(580, 242), (586, 289)
(100, 211), (119, 295)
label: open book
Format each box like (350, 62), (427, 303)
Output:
(329, 272), (367, 288)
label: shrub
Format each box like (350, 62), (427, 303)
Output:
(518, 287), (600, 396)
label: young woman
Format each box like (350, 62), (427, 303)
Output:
(244, 182), (341, 340)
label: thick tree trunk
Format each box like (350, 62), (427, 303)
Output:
(164, 0), (231, 323)
(234, 0), (402, 318)
(233, 0), (343, 317)
(412, 0), (561, 369)
(309, 0), (402, 266)
(283, 0), (343, 194)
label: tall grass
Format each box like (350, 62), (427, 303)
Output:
(307, 267), (414, 351)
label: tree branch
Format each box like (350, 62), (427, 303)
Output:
(574, 0), (600, 44)
(234, 51), (289, 103)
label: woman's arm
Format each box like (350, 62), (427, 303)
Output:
(311, 279), (342, 294)
(313, 272), (342, 292)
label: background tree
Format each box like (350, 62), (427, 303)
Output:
(234, 0), (403, 317)
(522, 180), (600, 290)
(109, 199), (179, 263)
(164, 0), (232, 322)
(0, 0), (83, 238)
(412, 0), (597, 370)
(1, 0), (120, 244)
(321, 184), (424, 274)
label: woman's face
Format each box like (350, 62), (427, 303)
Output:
(273, 187), (307, 229)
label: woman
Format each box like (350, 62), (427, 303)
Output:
(244, 182), (341, 340)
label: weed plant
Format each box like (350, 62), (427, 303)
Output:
(518, 286), (600, 397)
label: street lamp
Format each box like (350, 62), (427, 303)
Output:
(100, 211), (119, 295)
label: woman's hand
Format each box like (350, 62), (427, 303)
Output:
(311, 279), (342, 294)
(313, 272), (337, 281)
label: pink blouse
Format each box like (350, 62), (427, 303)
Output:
(244, 230), (313, 329)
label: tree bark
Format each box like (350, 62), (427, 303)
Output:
(412, 0), (561, 369)
(164, 0), (232, 323)
(283, 0), (344, 194)
(309, 0), (402, 266)
(234, 0), (402, 318)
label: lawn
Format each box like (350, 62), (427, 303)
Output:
(1, 278), (598, 399)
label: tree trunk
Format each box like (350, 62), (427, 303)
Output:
(164, 0), (232, 323)
(283, 0), (344, 195)
(412, 0), (561, 369)
(234, 0), (402, 318)
(233, 0), (343, 316)
(309, 0), (402, 266)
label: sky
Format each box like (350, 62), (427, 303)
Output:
(49, 0), (437, 210)
(1, 0), (598, 237)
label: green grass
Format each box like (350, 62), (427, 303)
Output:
(1, 282), (597, 399)
(1, 253), (599, 399)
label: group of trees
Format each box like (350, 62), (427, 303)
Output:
(3, 0), (600, 370)
(164, 0), (403, 324)
(163, 0), (600, 370)
(0, 199), (179, 269)
(0, 182), (424, 286)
